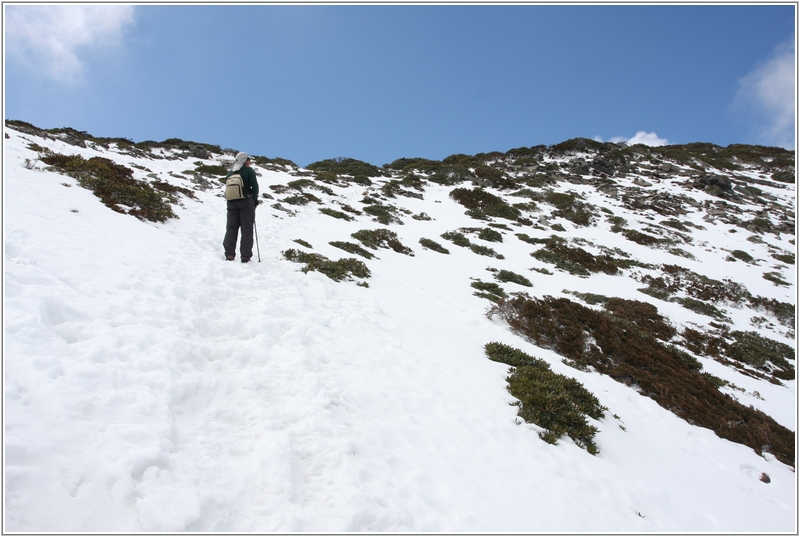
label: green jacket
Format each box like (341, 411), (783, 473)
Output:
(226, 166), (259, 202)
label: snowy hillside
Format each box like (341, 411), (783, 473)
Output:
(3, 121), (796, 532)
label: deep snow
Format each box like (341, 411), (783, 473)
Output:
(3, 126), (796, 532)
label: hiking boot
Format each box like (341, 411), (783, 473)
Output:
(241, 257), (251, 263)
(225, 255), (235, 261)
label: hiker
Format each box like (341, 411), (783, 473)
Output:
(223, 152), (260, 262)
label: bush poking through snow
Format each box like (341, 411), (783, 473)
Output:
(282, 249), (371, 282)
(319, 208), (354, 221)
(419, 238), (449, 254)
(487, 295), (796, 466)
(450, 187), (522, 221)
(40, 152), (180, 222)
(485, 342), (606, 454)
(471, 281), (506, 302)
(351, 229), (414, 256)
(494, 270), (532, 287)
(329, 241), (375, 259)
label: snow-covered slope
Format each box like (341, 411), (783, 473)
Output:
(3, 124), (796, 532)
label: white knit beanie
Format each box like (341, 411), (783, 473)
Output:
(232, 152), (250, 171)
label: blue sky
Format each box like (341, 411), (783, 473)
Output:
(4, 4), (796, 167)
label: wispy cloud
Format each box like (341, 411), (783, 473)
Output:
(733, 39), (795, 149)
(594, 132), (669, 147)
(5, 5), (135, 83)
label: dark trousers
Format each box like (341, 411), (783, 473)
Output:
(223, 197), (255, 260)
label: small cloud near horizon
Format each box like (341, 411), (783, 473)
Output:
(5, 5), (135, 83)
(594, 131), (669, 147)
(732, 39), (795, 150)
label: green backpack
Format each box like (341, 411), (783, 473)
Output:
(225, 173), (246, 201)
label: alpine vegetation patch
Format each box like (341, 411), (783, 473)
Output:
(441, 231), (505, 259)
(329, 241), (375, 259)
(351, 229), (414, 256)
(319, 207), (355, 221)
(418, 238), (450, 254)
(40, 151), (181, 222)
(471, 280), (507, 302)
(485, 342), (606, 454)
(487, 295), (795, 466)
(282, 248), (371, 283)
(494, 269), (533, 287)
(449, 187), (522, 221)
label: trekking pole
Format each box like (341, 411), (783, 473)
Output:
(254, 206), (262, 262)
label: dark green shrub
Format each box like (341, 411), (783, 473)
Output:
(728, 331), (795, 377)
(748, 296), (794, 328)
(194, 164), (227, 176)
(771, 251), (795, 264)
(450, 187), (522, 221)
(478, 228), (504, 243)
(485, 342), (606, 454)
(419, 238), (449, 254)
(623, 229), (669, 246)
(441, 231), (471, 247)
(530, 237), (622, 276)
(363, 204), (403, 225)
(763, 271), (789, 286)
(428, 165), (474, 185)
(488, 295), (795, 466)
(471, 281), (506, 302)
(329, 241), (374, 259)
(495, 270), (532, 287)
(470, 243), (504, 259)
(352, 175), (372, 186)
(351, 228), (413, 255)
(283, 248), (371, 282)
(307, 157), (383, 177)
(678, 297), (731, 321)
(319, 207), (354, 221)
(282, 194), (311, 206)
(293, 239), (313, 248)
(40, 152), (178, 222)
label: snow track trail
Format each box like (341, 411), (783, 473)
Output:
(4, 130), (795, 532)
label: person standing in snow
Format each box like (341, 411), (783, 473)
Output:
(223, 152), (260, 262)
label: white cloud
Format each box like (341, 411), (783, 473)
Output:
(626, 131), (669, 147)
(5, 5), (135, 83)
(594, 132), (669, 146)
(733, 39), (795, 149)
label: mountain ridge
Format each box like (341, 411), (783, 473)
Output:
(3, 118), (796, 531)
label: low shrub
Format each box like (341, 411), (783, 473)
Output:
(478, 227), (504, 243)
(487, 295), (795, 466)
(470, 243), (504, 259)
(450, 187), (522, 221)
(771, 251), (795, 265)
(623, 229), (669, 246)
(495, 269), (532, 287)
(307, 157), (384, 177)
(351, 228), (414, 256)
(194, 164), (228, 176)
(363, 203), (404, 225)
(419, 238), (449, 254)
(293, 239), (313, 248)
(283, 249), (371, 282)
(728, 331), (795, 378)
(471, 281), (506, 302)
(40, 152), (178, 222)
(485, 342), (606, 454)
(329, 241), (374, 259)
(319, 207), (354, 221)
(530, 236), (622, 276)
(441, 231), (472, 248)
(761, 271), (791, 287)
